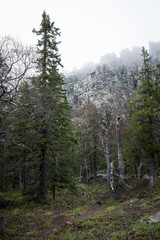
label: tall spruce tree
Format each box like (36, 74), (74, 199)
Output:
(128, 47), (160, 186)
(3, 12), (74, 198)
(31, 11), (72, 200)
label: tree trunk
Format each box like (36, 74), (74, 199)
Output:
(51, 158), (57, 199)
(137, 159), (144, 181)
(79, 166), (82, 182)
(100, 131), (110, 184)
(92, 135), (98, 185)
(84, 157), (88, 183)
(117, 140), (124, 185)
(93, 153), (97, 185)
(148, 116), (155, 187)
(116, 116), (124, 186)
(23, 164), (26, 193)
(100, 131), (115, 190)
(149, 155), (155, 187)
(105, 133), (110, 184)
(18, 162), (23, 191)
(52, 183), (55, 199)
(110, 161), (114, 191)
(1, 217), (4, 235)
(38, 147), (46, 200)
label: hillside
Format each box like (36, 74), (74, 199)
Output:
(1, 181), (160, 239)
(64, 42), (160, 108)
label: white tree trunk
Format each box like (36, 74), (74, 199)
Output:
(100, 132), (110, 184)
(110, 161), (114, 191)
(116, 115), (124, 185)
(117, 140), (124, 180)
(149, 158), (155, 187)
(100, 131), (115, 191)
(104, 133), (110, 184)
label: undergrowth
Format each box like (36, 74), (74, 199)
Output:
(0, 181), (160, 239)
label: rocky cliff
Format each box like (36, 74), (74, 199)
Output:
(64, 42), (160, 108)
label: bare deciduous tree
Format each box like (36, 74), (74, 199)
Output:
(0, 36), (35, 112)
(99, 103), (113, 188)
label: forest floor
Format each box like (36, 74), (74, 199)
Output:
(0, 179), (160, 240)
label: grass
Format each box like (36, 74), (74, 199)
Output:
(106, 205), (116, 211)
(0, 181), (160, 239)
(73, 206), (85, 214)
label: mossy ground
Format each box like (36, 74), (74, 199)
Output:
(0, 181), (160, 240)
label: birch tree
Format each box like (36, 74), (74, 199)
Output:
(0, 36), (34, 113)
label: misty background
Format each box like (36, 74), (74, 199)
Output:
(0, 0), (160, 71)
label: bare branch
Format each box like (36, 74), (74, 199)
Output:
(0, 36), (36, 114)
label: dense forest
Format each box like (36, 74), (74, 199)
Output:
(1, 11), (160, 240)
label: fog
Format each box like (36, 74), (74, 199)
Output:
(0, 0), (160, 71)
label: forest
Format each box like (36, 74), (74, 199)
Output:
(1, 11), (160, 240)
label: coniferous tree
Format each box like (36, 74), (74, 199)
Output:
(127, 47), (160, 186)
(31, 11), (73, 200)
(1, 12), (74, 198)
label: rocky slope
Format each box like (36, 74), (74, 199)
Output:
(64, 42), (160, 108)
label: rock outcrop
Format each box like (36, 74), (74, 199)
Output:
(64, 43), (160, 108)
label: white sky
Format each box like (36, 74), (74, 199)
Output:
(0, 0), (160, 71)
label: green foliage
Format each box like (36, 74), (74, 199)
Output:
(73, 102), (104, 184)
(1, 183), (160, 240)
(30, 11), (75, 199)
(73, 207), (84, 214)
(106, 205), (116, 211)
(0, 11), (76, 200)
(124, 47), (160, 182)
(43, 219), (52, 227)
(129, 222), (160, 239)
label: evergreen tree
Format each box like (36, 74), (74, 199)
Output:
(31, 11), (74, 200)
(127, 47), (160, 186)
(1, 12), (74, 198)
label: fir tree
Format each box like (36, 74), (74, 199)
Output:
(128, 47), (160, 186)
(3, 12), (74, 198)
(32, 11), (73, 200)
